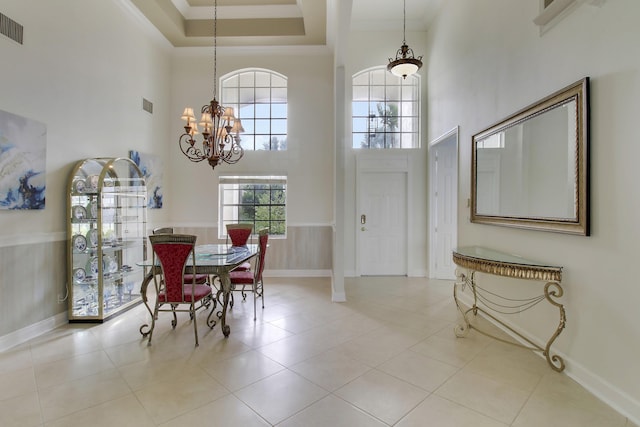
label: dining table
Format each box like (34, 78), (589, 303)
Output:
(136, 243), (258, 337)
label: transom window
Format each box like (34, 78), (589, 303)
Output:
(352, 67), (420, 149)
(219, 176), (287, 238)
(221, 69), (287, 151)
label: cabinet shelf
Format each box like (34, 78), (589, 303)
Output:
(67, 157), (147, 323)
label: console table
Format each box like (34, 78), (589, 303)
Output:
(452, 246), (566, 372)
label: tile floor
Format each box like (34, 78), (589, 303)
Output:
(0, 276), (636, 426)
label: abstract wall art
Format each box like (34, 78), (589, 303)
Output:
(129, 150), (163, 209)
(0, 109), (46, 210)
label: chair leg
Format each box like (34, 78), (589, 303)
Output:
(171, 304), (177, 328)
(253, 281), (257, 321)
(192, 303), (199, 347)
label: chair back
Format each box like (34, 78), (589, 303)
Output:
(254, 228), (269, 281)
(153, 227), (174, 234)
(149, 234), (197, 303)
(226, 223), (253, 246)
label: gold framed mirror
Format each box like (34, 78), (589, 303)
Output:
(471, 77), (590, 235)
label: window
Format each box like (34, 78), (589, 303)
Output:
(219, 176), (287, 238)
(352, 67), (420, 149)
(221, 69), (287, 151)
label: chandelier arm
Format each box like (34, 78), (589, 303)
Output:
(178, 134), (207, 163)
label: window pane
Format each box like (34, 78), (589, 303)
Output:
(272, 119), (286, 134)
(272, 74), (286, 87)
(353, 73), (369, 85)
(239, 88), (254, 104)
(224, 75), (239, 87)
(272, 135), (287, 150)
(222, 88), (238, 103)
(239, 72), (254, 86)
(370, 85), (384, 101)
(352, 101), (369, 116)
(271, 103), (287, 117)
(370, 69), (385, 85)
(272, 88), (287, 101)
(255, 87), (270, 102)
(242, 119), (255, 133)
(255, 119), (270, 134)
(239, 104), (254, 119)
(386, 85), (401, 101)
(255, 135), (270, 150)
(353, 117), (368, 133)
(255, 104), (270, 118)
(239, 134), (255, 150)
(353, 86), (369, 101)
(255, 72), (270, 87)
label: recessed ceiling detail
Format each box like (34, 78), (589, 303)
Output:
(129, 0), (325, 47)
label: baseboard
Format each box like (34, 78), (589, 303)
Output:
(564, 358), (640, 425)
(456, 293), (640, 425)
(0, 311), (68, 352)
(264, 269), (332, 278)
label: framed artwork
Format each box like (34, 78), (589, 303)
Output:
(129, 150), (163, 208)
(0, 109), (46, 210)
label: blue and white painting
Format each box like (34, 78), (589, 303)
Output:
(129, 150), (163, 209)
(0, 109), (46, 210)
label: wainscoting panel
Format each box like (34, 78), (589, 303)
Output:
(174, 225), (333, 271)
(0, 239), (67, 337)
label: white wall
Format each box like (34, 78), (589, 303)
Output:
(0, 0), (173, 240)
(426, 0), (640, 421)
(168, 48), (335, 229)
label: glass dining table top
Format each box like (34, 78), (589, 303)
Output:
(138, 244), (257, 268)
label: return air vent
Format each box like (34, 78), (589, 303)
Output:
(142, 98), (153, 114)
(0, 12), (23, 44)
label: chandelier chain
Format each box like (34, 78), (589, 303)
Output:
(403, 0), (406, 43)
(213, 0), (218, 99)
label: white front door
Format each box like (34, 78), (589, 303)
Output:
(429, 128), (458, 280)
(358, 171), (407, 276)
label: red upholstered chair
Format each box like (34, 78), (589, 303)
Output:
(226, 223), (253, 271)
(148, 234), (215, 346)
(229, 228), (268, 320)
(153, 227), (209, 285)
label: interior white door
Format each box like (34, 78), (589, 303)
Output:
(358, 171), (407, 276)
(429, 131), (458, 280)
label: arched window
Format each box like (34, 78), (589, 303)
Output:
(221, 69), (287, 151)
(352, 67), (420, 149)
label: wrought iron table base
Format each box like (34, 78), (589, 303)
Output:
(454, 270), (566, 372)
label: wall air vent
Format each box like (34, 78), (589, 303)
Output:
(0, 12), (23, 45)
(142, 98), (153, 114)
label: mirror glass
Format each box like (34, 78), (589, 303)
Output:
(471, 78), (589, 235)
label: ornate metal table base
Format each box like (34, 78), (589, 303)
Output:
(452, 247), (566, 372)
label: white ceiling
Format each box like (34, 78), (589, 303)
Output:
(125, 0), (444, 48)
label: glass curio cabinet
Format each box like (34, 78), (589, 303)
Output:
(67, 158), (147, 322)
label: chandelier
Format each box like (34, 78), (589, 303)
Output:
(387, 0), (423, 79)
(179, 0), (243, 170)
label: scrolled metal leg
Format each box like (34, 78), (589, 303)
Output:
(543, 281), (566, 372)
(139, 271), (155, 337)
(453, 269), (472, 337)
(217, 272), (232, 337)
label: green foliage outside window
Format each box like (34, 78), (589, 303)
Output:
(238, 184), (286, 235)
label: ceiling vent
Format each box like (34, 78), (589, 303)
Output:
(0, 12), (23, 45)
